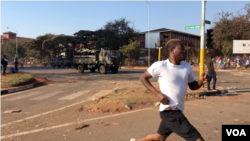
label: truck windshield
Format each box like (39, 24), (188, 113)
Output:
(110, 50), (121, 58)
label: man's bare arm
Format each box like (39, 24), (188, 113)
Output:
(140, 71), (168, 104)
(188, 80), (204, 90)
(188, 72), (208, 91)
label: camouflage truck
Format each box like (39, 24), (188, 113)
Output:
(73, 48), (121, 74)
(49, 57), (72, 68)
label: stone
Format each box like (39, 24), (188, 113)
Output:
(68, 80), (75, 83)
(113, 89), (118, 94)
(4, 110), (21, 113)
(125, 105), (132, 110)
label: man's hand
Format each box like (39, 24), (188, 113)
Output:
(199, 72), (209, 85)
(156, 93), (169, 105)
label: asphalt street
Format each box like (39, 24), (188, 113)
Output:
(1, 67), (249, 141)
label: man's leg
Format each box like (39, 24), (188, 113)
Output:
(196, 137), (205, 141)
(3, 65), (6, 75)
(15, 65), (18, 72)
(136, 133), (167, 141)
(163, 111), (204, 141)
(212, 72), (217, 90)
(207, 72), (212, 90)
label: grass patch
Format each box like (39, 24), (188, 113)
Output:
(1, 72), (36, 88)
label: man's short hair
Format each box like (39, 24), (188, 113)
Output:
(165, 39), (183, 51)
(3, 55), (6, 58)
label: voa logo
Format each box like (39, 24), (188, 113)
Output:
(226, 129), (246, 136)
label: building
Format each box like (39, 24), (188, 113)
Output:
(1, 31), (34, 45)
(134, 28), (201, 64)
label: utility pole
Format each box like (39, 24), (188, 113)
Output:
(199, 0), (206, 79)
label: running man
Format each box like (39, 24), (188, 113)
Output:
(131, 39), (208, 141)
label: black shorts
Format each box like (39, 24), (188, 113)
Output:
(157, 110), (202, 141)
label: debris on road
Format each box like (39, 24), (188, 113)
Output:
(227, 86), (238, 90)
(199, 95), (206, 99)
(113, 89), (118, 94)
(4, 109), (21, 113)
(75, 124), (90, 130)
(153, 102), (160, 106)
(68, 80), (75, 83)
(125, 104), (132, 110)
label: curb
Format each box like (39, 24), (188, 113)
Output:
(1, 82), (45, 96)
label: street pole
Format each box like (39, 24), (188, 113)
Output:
(158, 47), (162, 61)
(146, 1), (150, 67)
(199, 0), (206, 79)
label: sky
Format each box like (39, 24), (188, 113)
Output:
(1, 1), (249, 39)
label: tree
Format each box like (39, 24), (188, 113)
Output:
(92, 18), (139, 50)
(1, 40), (27, 63)
(120, 39), (142, 66)
(212, 2), (250, 56)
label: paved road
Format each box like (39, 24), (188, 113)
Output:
(1, 67), (249, 141)
(1, 68), (149, 123)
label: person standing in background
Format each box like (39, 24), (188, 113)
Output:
(1, 55), (9, 75)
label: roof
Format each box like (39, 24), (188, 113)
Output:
(140, 28), (169, 33)
(140, 28), (200, 37)
(3, 31), (17, 35)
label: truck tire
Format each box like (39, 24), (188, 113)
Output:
(78, 65), (84, 73)
(111, 68), (118, 73)
(99, 65), (107, 74)
(90, 68), (95, 72)
(68, 64), (72, 68)
(58, 65), (61, 68)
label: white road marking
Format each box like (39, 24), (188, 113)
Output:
(4, 91), (44, 101)
(1, 99), (89, 128)
(1, 108), (152, 139)
(30, 91), (64, 100)
(58, 90), (90, 100)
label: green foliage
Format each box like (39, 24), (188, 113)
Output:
(92, 18), (139, 50)
(1, 40), (27, 63)
(212, 3), (250, 56)
(7, 74), (34, 86)
(120, 39), (141, 66)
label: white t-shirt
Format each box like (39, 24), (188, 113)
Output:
(147, 59), (196, 112)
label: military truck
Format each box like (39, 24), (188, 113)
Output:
(49, 57), (72, 68)
(73, 48), (121, 74)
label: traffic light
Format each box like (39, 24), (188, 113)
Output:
(206, 29), (214, 48)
